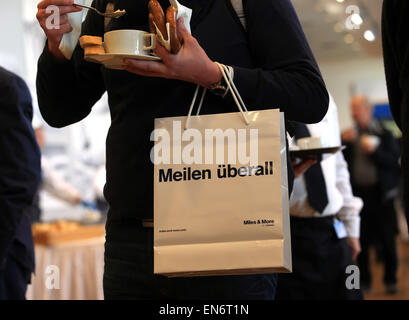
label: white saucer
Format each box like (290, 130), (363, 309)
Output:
(85, 53), (161, 70)
(289, 146), (346, 158)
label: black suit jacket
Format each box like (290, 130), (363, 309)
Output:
(342, 121), (401, 202)
(382, 0), (409, 222)
(0, 67), (41, 273)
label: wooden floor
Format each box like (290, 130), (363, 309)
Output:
(365, 239), (409, 300)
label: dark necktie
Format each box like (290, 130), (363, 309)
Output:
(293, 122), (329, 214)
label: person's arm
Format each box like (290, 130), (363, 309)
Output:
(232, 0), (329, 124)
(335, 152), (362, 238)
(371, 129), (401, 170)
(41, 158), (82, 205)
(36, 0), (106, 128)
(0, 72), (41, 271)
(335, 152), (362, 261)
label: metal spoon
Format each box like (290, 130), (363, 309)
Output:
(73, 3), (126, 19)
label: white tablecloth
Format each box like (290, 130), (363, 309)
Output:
(26, 237), (105, 300)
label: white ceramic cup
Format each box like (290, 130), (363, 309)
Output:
(361, 134), (381, 149)
(104, 30), (156, 55)
(297, 137), (324, 150)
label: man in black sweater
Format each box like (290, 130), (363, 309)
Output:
(342, 95), (401, 294)
(382, 0), (409, 225)
(0, 67), (41, 299)
(36, 0), (329, 299)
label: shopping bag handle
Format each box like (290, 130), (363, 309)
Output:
(184, 63), (250, 130)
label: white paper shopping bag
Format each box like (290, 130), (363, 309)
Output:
(153, 107), (292, 277)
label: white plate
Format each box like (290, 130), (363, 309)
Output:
(289, 146), (346, 158)
(85, 53), (161, 70)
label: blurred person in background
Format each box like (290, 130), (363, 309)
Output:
(342, 95), (401, 295)
(0, 66), (41, 299)
(30, 117), (83, 223)
(382, 0), (409, 226)
(277, 95), (363, 300)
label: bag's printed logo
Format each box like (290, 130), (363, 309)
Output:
(158, 161), (274, 183)
(243, 219), (275, 226)
(151, 120), (259, 166)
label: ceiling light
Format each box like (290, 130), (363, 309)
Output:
(351, 13), (363, 26)
(324, 3), (343, 15)
(364, 30), (376, 42)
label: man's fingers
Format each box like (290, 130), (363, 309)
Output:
(347, 238), (361, 262)
(124, 68), (161, 78)
(176, 17), (191, 42)
(37, 7), (81, 27)
(352, 248), (360, 262)
(51, 5), (82, 15)
(38, 0), (74, 9)
(293, 159), (317, 177)
(59, 14), (69, 25)
(153, 42), (173, 64)
(124, 59), (170, 77)
(297, 161), (312, 171)
(123, 65), (163, 78)
(309, 159), (318, 166)
(46, 23), (73, 36)
(296, 159), (317, 169)
(37, 7), (74, 21)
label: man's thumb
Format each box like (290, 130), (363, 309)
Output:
(177, 17), (190, 41)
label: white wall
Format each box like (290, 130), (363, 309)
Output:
(0, 0), (26, 76)
(318, 57), (388, 131)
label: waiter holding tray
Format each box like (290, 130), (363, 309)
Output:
(36, 0), (329, 299)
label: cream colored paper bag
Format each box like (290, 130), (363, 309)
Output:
(153, 108), (292, 277)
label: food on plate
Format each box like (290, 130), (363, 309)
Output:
(32, 221), (105, 245)
(79, 35), (103, 47)
(148, 0), (182, 54)
(148, 0), (168, 41)
(32, 221), (80, 234)
(297, 137), (329, 150)
(79, 35), (105, 56)
(84, 45), (106, 55)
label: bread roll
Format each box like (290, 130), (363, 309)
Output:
(166, 6), (182, 54)
(148, 0), (168, 41)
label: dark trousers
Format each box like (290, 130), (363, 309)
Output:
(103, 223), (277, 300)
(355, 186), (398, 285)
(276, 216), (363, 300)
(0, 255), (31, 300)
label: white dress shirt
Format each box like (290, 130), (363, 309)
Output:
(290, 95), (363, 238)
(41, 157), (82, 205)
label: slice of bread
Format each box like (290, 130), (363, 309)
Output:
(80, 35), (103, 48)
